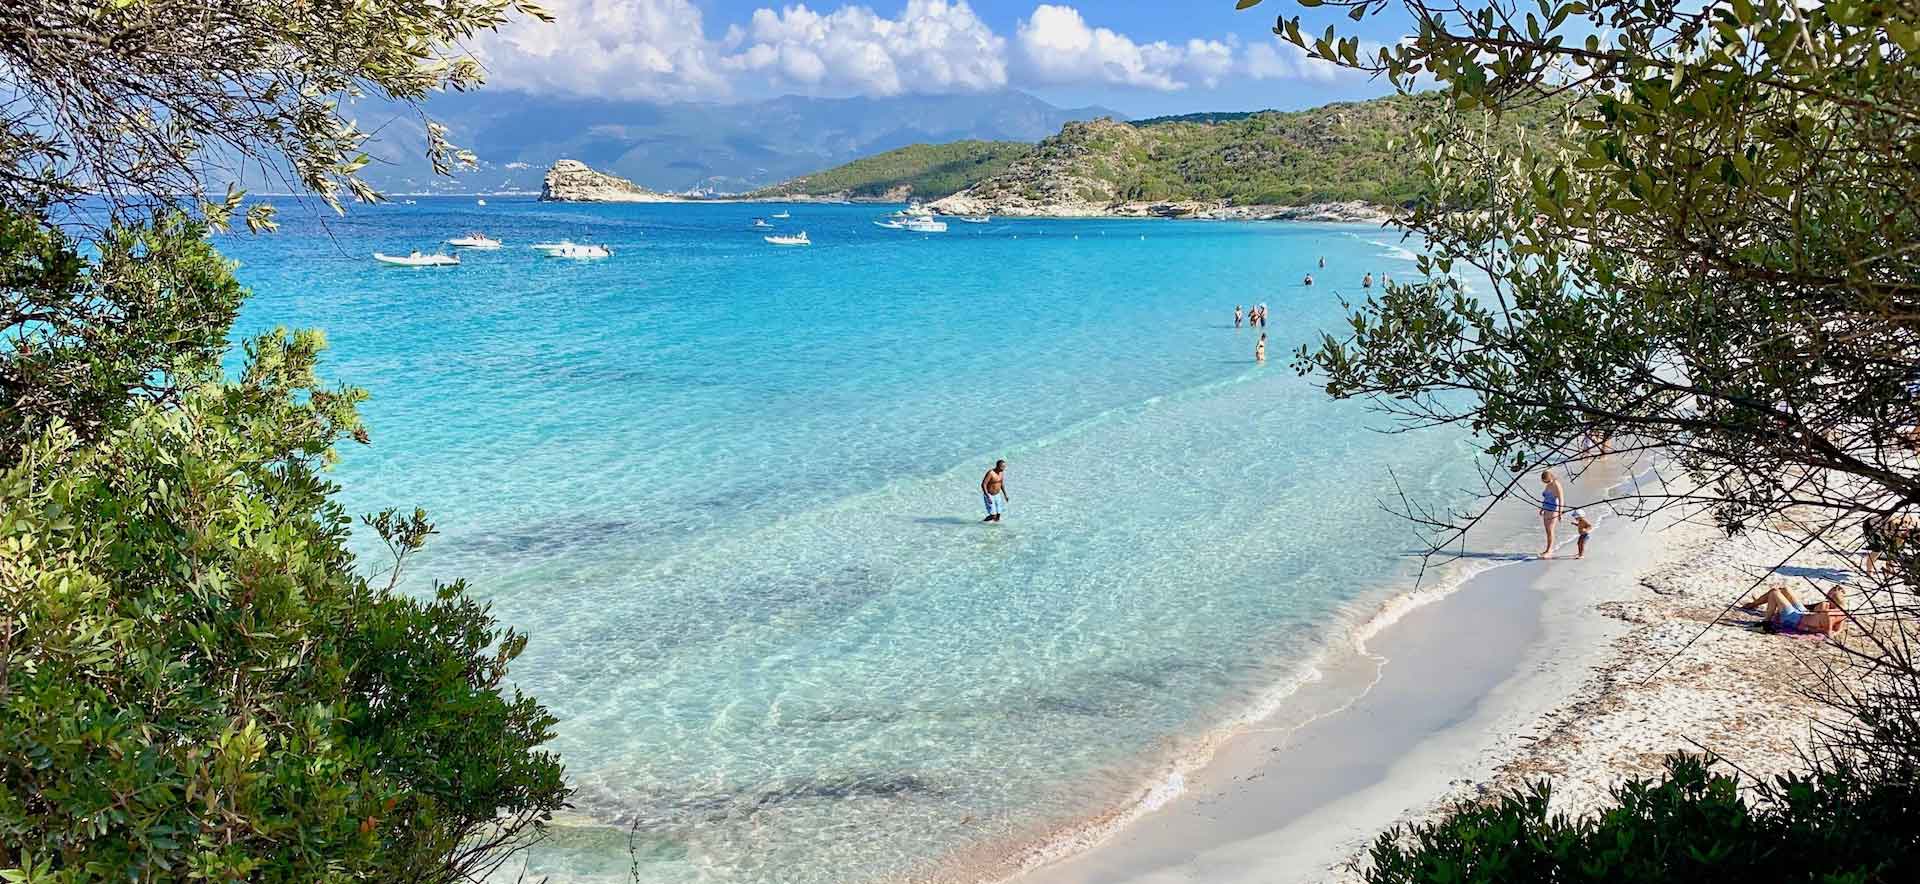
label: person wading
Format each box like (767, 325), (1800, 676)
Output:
(981, 460), (1010, 523)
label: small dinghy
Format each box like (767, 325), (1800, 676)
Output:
(547, 243), (611, 259)
(476, 198), (488, 206)
(753, 219), (773, 229)
(958, 215), (991, 224)
(374, 251), (460, 267)
(873, 219), (906, 229)
(764, 231), (811, 246)
(771, 211), (792, 219)
(447, 232), (502, 249)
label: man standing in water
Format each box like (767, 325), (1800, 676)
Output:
(981, 460), (1010, 523)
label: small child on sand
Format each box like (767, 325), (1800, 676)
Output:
(1571, 509), (1595, 559)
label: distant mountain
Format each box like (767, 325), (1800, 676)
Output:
(932, 93), (1565, 217)
(344, 91), (1120, 195)
(745, 141), (1032, 202)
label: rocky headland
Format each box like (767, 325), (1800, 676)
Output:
(539, 160), (679, 203)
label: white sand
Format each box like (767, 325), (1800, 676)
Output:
(1001, 509), (1862, 884)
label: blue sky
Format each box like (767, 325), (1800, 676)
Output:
(471, 1), (1420, 116)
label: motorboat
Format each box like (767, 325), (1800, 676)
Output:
(547, 243), (611, 259)
(529, 240), (575, 253)
(374, 251), (460, 267)
(753, 219), (773, 228)
(476, 198), (488, 206)
(764, 231), (811, 246)
(873, 219), (906, 230)
(958, 215), (991, 224)
(446, 232), (502, 249)
(896, 201), (934, 218)
(771, 211), (792, 219)
(902, 216), (948, 233)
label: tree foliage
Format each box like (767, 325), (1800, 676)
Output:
(0, 0), (553, 226)
(2, 0), (573, 880)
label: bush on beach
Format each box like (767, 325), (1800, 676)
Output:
(1364, 756), (1920, 883)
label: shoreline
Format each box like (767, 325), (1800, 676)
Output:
(983, 489), (1855, 884)
(898, 461), (1650, 884)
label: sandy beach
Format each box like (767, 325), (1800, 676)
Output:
(1000, 488), (1861, 884)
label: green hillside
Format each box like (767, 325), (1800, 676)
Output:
(748, 140), (1032, 200)
(944, 92), (1566, 210)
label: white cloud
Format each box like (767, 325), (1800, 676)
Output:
(1013, 5), (1248, 92)
(723, 1), (1007, 96)
(469, 0), (1361, 101)
(473, 0), (731, 101)
(1243, 37), (1340, 83)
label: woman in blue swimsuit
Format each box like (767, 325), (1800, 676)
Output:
(1538, 470), (1565, 558)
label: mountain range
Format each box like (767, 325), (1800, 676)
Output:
(349, 90), (1120, 195)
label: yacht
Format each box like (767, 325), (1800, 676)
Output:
(771, 210), (792, 219)
(446, 232), (502, 249)
(374, 251), (460, 267)
(902, 216), (948, 233)
(764, 231), (811, 246)
(896, 201), (934, 218)
(547, 243), (611, 259)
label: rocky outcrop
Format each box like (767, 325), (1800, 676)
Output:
(928, 113), (1406, 222)
(539, 160), (678, 203)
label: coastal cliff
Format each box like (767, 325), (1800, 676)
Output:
(745, 141), (1031, 202)
(929, 94), (1555, 220)
(539, 160), (677, 203)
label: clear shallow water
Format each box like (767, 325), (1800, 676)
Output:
(221, 198), (1476, 882)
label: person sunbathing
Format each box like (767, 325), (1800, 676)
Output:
(1746, 585), (1849, 636)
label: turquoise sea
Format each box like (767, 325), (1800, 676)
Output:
(221, 198), (1483, 883)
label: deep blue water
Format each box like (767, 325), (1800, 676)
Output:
(220, 197), (1473, 882)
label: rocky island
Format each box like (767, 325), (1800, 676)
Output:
(539, 160), (679, 203)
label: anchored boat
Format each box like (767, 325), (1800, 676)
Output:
(547, 243), (611, 259)
(764, 231), (811, 246)
(447, 232), (502, 249)
(373, 251), (460, 267)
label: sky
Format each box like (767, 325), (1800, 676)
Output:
(470, 0), (1422, 117)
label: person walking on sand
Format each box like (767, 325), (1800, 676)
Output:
(1255, 333), (1267, 363)
(1571, 509), (1595, 559)
(1537, 470), (1565, 558)
(981, 460), (1009, 523)
(1234, 305), (1244, 328)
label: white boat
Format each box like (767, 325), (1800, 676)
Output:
(873, 219), (906, 230)
(764, 232), (811, 246)
(896, 201), (934, 218)
(958, 215), (991, 224)
(753, 219), (773, 229)
(771, 211), (792, 219)
(446, 232), (502, 249)
(547, 243), (611, 259)
(902, 217), (948, 233)
(529, 240), (575, 253)
(374, 251), (460, 267)
(476, 198), (488, 206)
